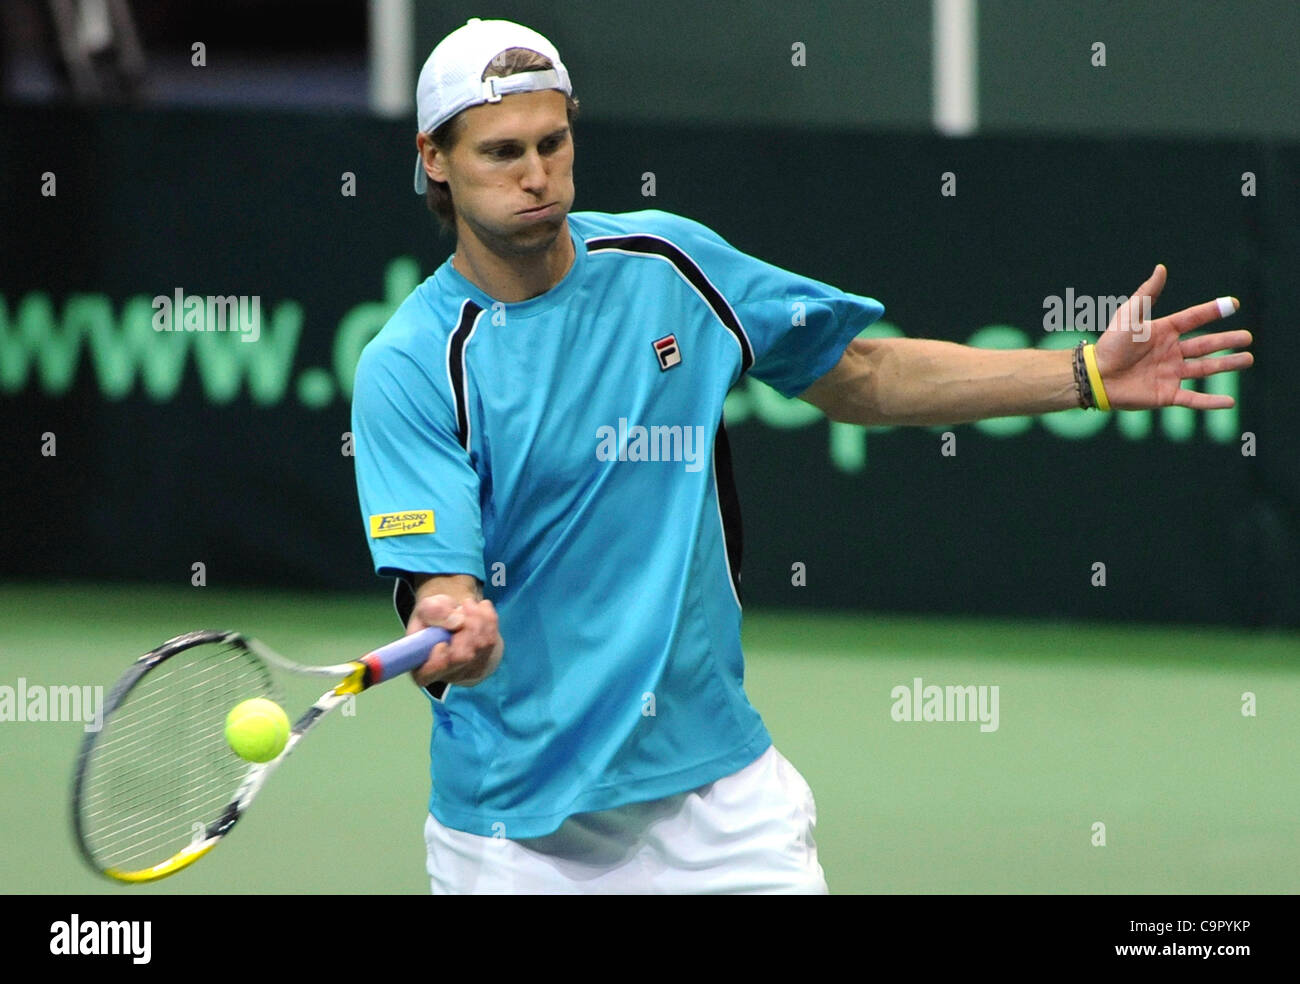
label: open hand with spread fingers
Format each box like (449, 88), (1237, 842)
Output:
(1092, 264), (1254, 411)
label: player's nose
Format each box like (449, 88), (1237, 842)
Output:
(519, 148), (548, 189)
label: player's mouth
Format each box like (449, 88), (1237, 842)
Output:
(516, 202), (558, 219)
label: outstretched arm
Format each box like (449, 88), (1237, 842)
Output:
(800, 265), (1253, 426)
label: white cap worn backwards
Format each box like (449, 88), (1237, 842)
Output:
(414, 17), (572, 194)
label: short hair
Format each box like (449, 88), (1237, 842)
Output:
(423, 47), (581, 233)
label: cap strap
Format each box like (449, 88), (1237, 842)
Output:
(481, 69), (565, 103)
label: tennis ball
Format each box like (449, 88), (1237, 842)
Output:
(225, 698), (290, 763)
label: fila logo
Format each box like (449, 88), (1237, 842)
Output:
(652, 334), (682, 371)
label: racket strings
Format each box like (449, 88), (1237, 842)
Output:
(79, 640), (276, 872)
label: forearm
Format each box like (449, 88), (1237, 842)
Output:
(804, 337), (1079, 426)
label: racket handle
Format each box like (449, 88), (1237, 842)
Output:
(360, 626), (453, 684)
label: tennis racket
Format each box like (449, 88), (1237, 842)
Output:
(72, 625), (450, 883)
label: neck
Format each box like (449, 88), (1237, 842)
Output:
(451, 219), (575, 303)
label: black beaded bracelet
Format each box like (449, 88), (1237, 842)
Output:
(1073, 340), (1095, 409)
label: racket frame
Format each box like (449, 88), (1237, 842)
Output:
(72, 627), (445, 883)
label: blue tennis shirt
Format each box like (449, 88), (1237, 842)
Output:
(352, 209), (884, 838)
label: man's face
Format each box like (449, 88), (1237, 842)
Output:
(425, 90), (575, 256)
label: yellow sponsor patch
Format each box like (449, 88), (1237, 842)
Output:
(369, 510), (436, 538)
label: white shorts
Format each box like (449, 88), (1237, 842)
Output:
(423, 745), (827, 894)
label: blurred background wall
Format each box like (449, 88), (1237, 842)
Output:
(7, 1), (1298, 136)
(3, 0), (1297, 627)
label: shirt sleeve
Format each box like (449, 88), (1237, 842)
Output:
(351, 339), (486, 582)
(649, 210), (886, 398)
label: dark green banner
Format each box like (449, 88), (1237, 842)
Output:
(2, 106), (1296, 626)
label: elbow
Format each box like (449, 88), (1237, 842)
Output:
(805, 338), (888, 425)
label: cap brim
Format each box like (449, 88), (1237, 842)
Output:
(414, 154), (427, 194)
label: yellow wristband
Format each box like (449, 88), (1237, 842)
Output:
(1082, 343), (1111, 412)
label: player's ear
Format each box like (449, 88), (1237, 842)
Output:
(416, 131), (448, 184)
(428, 151), (450, 184)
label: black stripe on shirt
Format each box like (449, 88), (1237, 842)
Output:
(447, 299), (484, 451)
(713, 420), (744, 604)
(586, 234), (755, 376)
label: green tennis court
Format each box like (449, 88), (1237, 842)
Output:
(2, 583), (1295, 894)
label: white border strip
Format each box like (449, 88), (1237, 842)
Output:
(369, 0), (414, 118)
(932, 0), (978, 136)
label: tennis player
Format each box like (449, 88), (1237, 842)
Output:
(351, 18), (1253, 894)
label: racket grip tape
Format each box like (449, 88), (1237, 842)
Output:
(361, 626), (453, 685)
